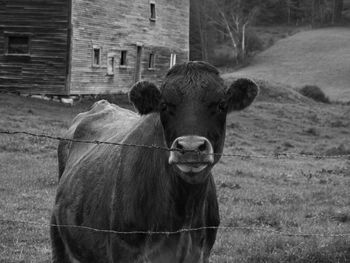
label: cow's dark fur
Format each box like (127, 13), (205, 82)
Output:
(51, 61), (258, 262)
(129, 81), (161, 115)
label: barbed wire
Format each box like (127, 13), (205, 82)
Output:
(0, 130), (349, 255)
(1, 218), (350, 238)
(0, 130), (172, 152)
(1, 130), (349, 160)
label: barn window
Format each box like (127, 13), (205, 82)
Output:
(170, 53), (177, 68)
(120, 50), (127, 66)
(148, 52), (155, 69)
(6, 35), (30, 55)
(150, 2), (156, 21)
(107, 54), (115, 75)
(92, 46), (101, 67)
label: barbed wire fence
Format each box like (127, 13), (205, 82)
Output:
(1, 218), (350, 238)
(1, 130), (350, 159)
(0, 129), (350, 253)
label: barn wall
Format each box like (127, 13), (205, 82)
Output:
(70, 0), (190, 94)
(0, 0), (70, 95)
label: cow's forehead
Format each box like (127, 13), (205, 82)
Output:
(161, 71), (226, 104)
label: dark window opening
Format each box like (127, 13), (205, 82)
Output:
(7, 36), (29, 54)
(107, 55), (115, 75)
(150, 3), (156, 20)
(120, 50), (127, 66)
(135, 45), (143, 82)
(148, 53), (155, 69)
(93, 47), (101, 66)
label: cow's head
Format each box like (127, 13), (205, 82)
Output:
(129, 61), (258, 184)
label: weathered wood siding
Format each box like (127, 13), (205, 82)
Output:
(70, 0), (189, 94)
(0, 0), (70, 94)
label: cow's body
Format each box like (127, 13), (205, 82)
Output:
(51, 61), (258, 262)
(52, 101), (219, 262)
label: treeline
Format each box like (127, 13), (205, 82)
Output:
(190, 0), (346, 63)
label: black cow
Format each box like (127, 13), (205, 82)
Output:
(51, 61), (258, 262)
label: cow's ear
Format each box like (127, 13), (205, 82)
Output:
(129, 81), (161, 115)
(226, 78), (259, 112)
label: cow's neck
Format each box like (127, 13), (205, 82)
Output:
(172, 175), (209, 228)
(122, 113), (210, 231)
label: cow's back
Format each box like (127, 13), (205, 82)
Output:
(58, 100), (139, 178)
(53, 100), (141, 261)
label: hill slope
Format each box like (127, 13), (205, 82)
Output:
(223, 28), (350, 102)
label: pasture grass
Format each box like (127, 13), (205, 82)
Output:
(0, 93), (350, 262)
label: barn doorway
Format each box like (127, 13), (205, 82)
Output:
(134, 45), (143, 82)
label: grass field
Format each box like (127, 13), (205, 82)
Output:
(223, 27), (350, 102)
(0, 91), (350, 262)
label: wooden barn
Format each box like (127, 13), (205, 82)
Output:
(0, 0), (189, 95)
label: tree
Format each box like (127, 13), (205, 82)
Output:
(208, 0), (260, 63)
(190, 0), (209, 61)
(310, 0), (344, 26)
(332, 0), (343, 24)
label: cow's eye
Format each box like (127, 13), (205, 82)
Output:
(218, 101), (227, 112)
(160, 102), (168, 112)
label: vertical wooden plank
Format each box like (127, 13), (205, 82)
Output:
(65, 0), (73, 95)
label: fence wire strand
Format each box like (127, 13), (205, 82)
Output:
(1, 219), (350, 238)
(1, 130), (350, 160)
(0, 129), (350, 240)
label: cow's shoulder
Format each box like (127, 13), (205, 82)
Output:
(58, 100), (139, 178)
(72, 100), (138, 142)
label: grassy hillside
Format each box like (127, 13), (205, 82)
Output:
(223, 27), (350, 102)
(1, 92), (349, 262)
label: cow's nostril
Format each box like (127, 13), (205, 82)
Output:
(198, 143), (207, 152)
(169, 136), (214, 165)
(176, 141), (184, 152)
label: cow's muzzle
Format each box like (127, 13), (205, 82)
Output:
(169, 136), (214, 174)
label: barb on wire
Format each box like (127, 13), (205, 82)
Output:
(0, 130), (350, 160)
(0, 130), (172, 152)
(1, 219), (349, 238)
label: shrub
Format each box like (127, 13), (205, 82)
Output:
(211, 30), (263, 68)
(211, 53), (236, 68)
(298, 85), (330, 103)
(246, 30), (264, 54)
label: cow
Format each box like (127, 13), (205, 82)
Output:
(51, 61), (259, 263)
